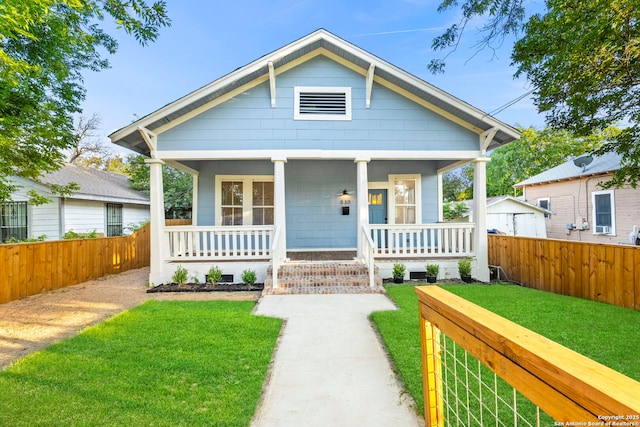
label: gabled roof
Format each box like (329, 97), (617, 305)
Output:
(457, 195), (552, 216)
(514, 151), (622, 187)
(40, 164), (150, 204)
(109, 29), (520, 156)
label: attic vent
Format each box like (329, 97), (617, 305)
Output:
(294, 87), (351, 121)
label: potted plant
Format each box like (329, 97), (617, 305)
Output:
(241, 269), (257, 290)
(458, 258), (473, 283)
(392, 263), (406, 284)
(425, 264), (439, 283)
(206, 265), (223, 284)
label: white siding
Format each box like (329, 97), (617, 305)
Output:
(62, 199), (106, 235)
(123, 204), (150, 234)
(8, 177), (62, 240)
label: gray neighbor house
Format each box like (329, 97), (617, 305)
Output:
(109, 29), (520, 289)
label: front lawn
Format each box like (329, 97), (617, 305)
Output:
(372, 284), (640, 415)
(0, 301), (282, 427)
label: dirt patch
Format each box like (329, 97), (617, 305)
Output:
(148, 283), (264, 293)
(0, 267), (261, 370)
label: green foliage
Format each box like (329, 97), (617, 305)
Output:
(392, 263), (406, 279)
(2, 235), (47, 244)
(430, 0), (640, 188)
(171, 266), (189, 285)
(442, 201), (469, 221)
(127, 154), (193, 218)
(206, 265), (223, 284)
(458, 257), (472, 276)
(0, 301), (282, 426)
(124, 220), (149, 233)
(63, 229), (98, 239)
(486, 126), (617, 196)
(425, 264), (440, 277)
(241, 269), (257, 286)
(442, 167), (473, 202)
(0, 0), (170, 201)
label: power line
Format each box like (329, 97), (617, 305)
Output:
(486, 89), (535, 117)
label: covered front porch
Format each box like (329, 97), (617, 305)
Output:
(146, 151), (491, 287)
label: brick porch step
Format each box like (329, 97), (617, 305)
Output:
(263, 261), (384, 295)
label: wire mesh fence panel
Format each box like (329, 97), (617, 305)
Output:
(438, 331), (555, 427)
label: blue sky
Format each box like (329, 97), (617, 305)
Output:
(81, 0), (545, 154)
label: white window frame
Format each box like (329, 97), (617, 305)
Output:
(294, 86), (352, 121)
(388, 174), (421, 225)
(215, 175), (274, 226)
(592, 189), (615, 235)
(537, 198), (550, 219)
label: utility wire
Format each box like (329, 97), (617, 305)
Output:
(486, 89), (535, 117)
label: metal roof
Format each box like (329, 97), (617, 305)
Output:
(40, 164), (150, 204)
(110, 29), (520, 156)
(514, 151), (622, 187)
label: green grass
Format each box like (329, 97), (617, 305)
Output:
(372, 284), (640, 417)
(0, 300), (282, 427)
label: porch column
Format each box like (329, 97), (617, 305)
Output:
(146, 158), (166, 286)
(355, 157), (370, 258)
(272, 157), (287, 261)
(473, 157), (490, 282)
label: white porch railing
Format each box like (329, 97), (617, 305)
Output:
(165, 226), (274, 261)
(270, 226), (286, 289)
(369, 223), (475, 257)
(360, 225), (377, 288)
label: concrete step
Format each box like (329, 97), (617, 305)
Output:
(264, 261), (384, 295)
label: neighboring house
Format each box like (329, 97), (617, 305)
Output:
(514, 151), (639, 244)
(453, 196), (550, 237)
(109, 29), (520, 286)
(1, 164), (150, 242)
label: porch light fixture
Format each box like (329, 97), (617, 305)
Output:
(342, 189), (349, 196)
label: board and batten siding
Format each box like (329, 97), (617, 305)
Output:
(523, 175), (640, 244)
(158, 56), (479, 153)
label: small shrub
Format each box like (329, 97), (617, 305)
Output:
(207, 265), (223, 284)
(63, 230), (82, 239)
(241, 269), (257, 287)
(392, 263), (406, 279)
(172, 266), (189, 285)
(458, 257), (472, 276)
(426, 264), (440, 277)
(124, 220), (149, 233)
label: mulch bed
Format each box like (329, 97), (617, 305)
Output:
(147, 283), (264, 293)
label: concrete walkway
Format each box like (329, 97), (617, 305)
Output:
(251, 294), (423, 427)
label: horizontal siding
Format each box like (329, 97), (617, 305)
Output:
(63, 199), (105, 235)
(159, 55), (478, 153)
(523, 175), (639, 244)
(123, 204), (150, 234)
(7, 177), (61, 240)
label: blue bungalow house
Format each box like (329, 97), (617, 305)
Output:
(109, 29), (520, 290)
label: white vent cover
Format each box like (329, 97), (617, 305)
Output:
(294, 87), (352, 120)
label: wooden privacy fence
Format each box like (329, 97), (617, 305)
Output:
(416, 286), (640, 426)
(0, 224), (150, 304)
(488, 235), (640, 310)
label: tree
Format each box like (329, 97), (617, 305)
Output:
(0, 0), (170, 201)
(430, 0), (640, 188)
(128, 155), (193, 219)
(442, 167), (473, 201)
(68, 114), (112, 164)
(485, 126), (619, 196)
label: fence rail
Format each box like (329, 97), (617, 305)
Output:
(488, 235), (640, 310)
(0, 225), (150, 304)
(369, 223), (475, 258)
(416, 286), (640, 426)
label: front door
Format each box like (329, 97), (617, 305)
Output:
(368, 189), (387, 248)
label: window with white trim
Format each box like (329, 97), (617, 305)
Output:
(390, 174), (421, 224)
(592, 190), (615, 235)
(216, 176), (274, 226)
(294, 86), (352, 120)
(537, 198), (550, 218)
